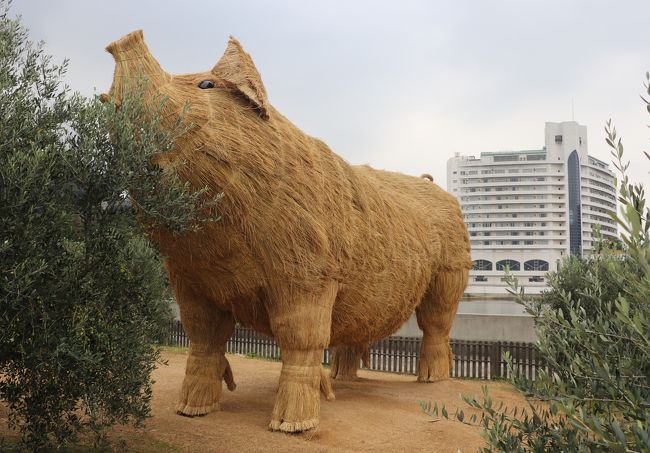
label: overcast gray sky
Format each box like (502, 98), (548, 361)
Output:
(14, 0), (650, 188)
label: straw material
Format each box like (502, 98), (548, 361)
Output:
(416, 270), (469, 382)
(330, 344), (370, 380)
(319, 366), (335, 401)
(176, 343), (236, 416)
(103, 30), (472, 432)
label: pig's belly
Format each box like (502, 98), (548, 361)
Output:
(229, 291), (419, 348)
(328, 292), (422, 346)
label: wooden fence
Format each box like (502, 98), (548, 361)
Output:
(167, 321), (545, 380)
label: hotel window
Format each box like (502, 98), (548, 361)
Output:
(472, 260), (493, 271)
(496, 259), (521, 271)
(524, 260), (549, 271)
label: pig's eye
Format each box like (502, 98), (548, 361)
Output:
(198, 80), (215, 89)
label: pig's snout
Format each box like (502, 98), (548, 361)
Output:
(103, 30), (170, 109)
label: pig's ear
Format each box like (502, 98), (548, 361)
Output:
(212, 37), (270, 120)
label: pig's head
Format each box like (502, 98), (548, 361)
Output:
(101, 30), (272, 153)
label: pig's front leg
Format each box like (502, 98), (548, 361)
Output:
(177, 341), (236, 415)
(267, 283), (337, 432)
(173, 281), (236, 416)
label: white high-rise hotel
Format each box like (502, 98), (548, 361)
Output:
(447, 121), (617, 295)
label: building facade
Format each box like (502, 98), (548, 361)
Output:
(447, 121), (617, 295)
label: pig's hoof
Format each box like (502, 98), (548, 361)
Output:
(270, 363), (321, 433)
(332, 373), (359, 381)
(417, 375), (444, 383)
(176, 402), (219, 416)
(416, 360), (450, 383)
(417, 341), (452, 383)
(269, 417), (319, 433)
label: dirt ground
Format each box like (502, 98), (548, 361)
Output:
(1, 349), (527, 452)
(142, 349), (524, 453)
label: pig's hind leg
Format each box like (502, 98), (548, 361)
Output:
(330, 343), (370, 380)
(415, 269), (468, 382)
(173, 280), (236, 416)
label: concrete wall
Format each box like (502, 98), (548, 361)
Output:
(395, 313), (537, 342)
(171, 302), (538, 343)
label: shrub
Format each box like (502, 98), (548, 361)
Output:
(0, 4), (219, 450)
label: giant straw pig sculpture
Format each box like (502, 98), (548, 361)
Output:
(102, 30), (472, 433)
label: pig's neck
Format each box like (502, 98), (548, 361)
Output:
(181, 148), (275, 232)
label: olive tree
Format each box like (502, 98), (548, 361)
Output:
(0, 5), (218, 450)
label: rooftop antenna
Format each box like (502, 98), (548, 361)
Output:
(571, 97), (575, 121)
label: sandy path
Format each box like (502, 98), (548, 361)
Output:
(140, 350), (525, 453)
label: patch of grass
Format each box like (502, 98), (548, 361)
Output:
(0, 429), (182, 452)
(243, 352), (281, 362)
(112, 432), (182, 453)
(160, 346), (189, 354)
(162, 345), (284, 362)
